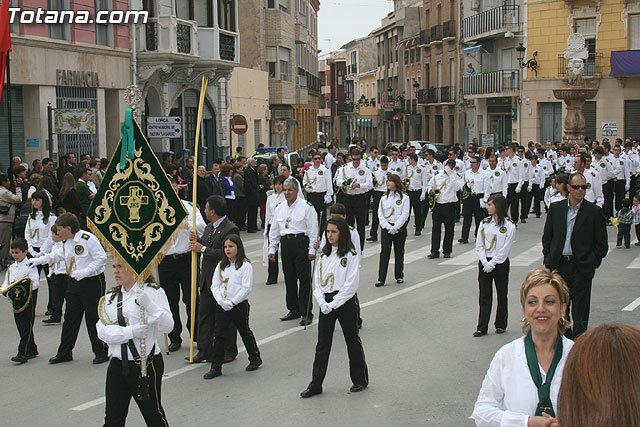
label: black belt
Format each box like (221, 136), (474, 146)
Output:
(283, 233), (306, 239)
(490, 192), (502, 196)
(469, 193), (484, 198)
(308, 192), (326, 195)
(164, 252), (190, 260)
(560, 255), (575, 262)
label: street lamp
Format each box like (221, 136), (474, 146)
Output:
(516, 43), (538, 76)
(387, 86), (394, 103)
(412, 81), (420, 112)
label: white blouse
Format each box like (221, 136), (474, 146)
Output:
(377, 191), (410, 230)
(473, 335), (574, 427)
(25, 211), (57, 255)
(475, 217), (516, 266)
(313, 246), (359, 310)
(211, 261), (253, 307)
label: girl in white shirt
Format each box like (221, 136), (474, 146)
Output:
(300, 216), (368, 398)
(204, 234), (262, 379)
(376, 173), (410, 287)
(263, 175), (285, 285)
(473, 194), (516, 337)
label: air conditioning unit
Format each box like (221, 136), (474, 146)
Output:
(471, 0), (481, 11)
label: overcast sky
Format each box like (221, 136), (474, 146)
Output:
(317, 0), (393, 56)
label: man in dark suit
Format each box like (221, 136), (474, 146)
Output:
(542, 172), (608, 339)
(208, 161), (225, 197)
(196, 165), (213, 221)
(189, 195), (239, 363)
(244, 158), (260, 233)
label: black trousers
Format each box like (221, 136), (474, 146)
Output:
(266, 225), (279, 283)
(49, 273), (68, 320)
(455, 191), (462, 219)
(476, 259), (509, 333)
(226, 198), (236, 225)
(431, 202), (456, 255)
(519, 181), (529, 219)
(365, 190), (373, 225)
(631, 174), (638, 199)
(507, 183), (520, 224)
(344, 193), (367, 250)
(235, 197), (247, 230)
(211, 300), (260, 370)
(603, 180), (615, 219)
(57, 274), (107, 358)
(378, 225), (407, 283)
(104, 354), (169, 427)
(557, 258), (595, 339)
(369, 191), (384, 238)
(617, 223), (631, 248)
(15, 289), (38, 357)
(421, 196), (430, 229)
(280, 235), (312, 317)
(309, 293), (368, 389)
(614, 179), (626, 213)
(527, 184), (542, 216)
(407, 190), (423, 232)
(158, 254), (197, 345)
(196, 286), (237, 360)
(635, 224), (640, 243)
(247, 204), (259, 232)
(307, 192), (327, 234)
(461, 196), (484, 241)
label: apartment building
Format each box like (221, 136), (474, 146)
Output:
(318, 51), (346, 144)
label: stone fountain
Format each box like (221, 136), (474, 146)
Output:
(552, 33), (599, 146)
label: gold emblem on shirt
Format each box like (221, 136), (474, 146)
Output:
(358, 169), (365, 176)
(499, 226), (507, 234)
(417, 168), (422, 174)
(340, 257), (347, 268)
(318, 170), (323, 176)
(75, 245), (84, 255)
(495, 171), (500, 176)
(395, 199), (402, 205)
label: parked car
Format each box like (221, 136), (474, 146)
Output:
(253, 146), (300, 169)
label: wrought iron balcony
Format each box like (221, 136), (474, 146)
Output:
(431, 25), (442, 43)
(419, 29), (430, 45)
(443, 20), (456, 39)
(439, 86), (456, 102)
(462, 69), (520, 96)
(417, 88), (429, 104)
(139, 16), (198, 56)
(198, 28), (239, 63)
(418, 86), (456, 103)
(558, 52), (603, 77)
(462, 5), (520, 42)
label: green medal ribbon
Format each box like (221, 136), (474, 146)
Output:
(119, 108), (135, 170)
(524, 331), (563, 417)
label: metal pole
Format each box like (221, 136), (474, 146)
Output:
(47, 103), (54, 160)
(6, 51), (12, 167)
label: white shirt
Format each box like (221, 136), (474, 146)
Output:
(520, 158), (532, 182)
(324, 152), (336, 170)
(96, 284), (173, 360)
(373, 168), (390, 192)
(165, 200), (206, 255)
(424, 159), (444, 184)
(538, 158), (554, 178)
(484, 168), (508, 205)
(452, 158), (466, 177)
(335, 162), (373, 195)
(473, 336), (574, 427)
(320, 225), (361, 256)
(211, 261), (253, 307)
(366, 157), (381, 171)
(268, 196), (318, 255)
(593, 156), (613, 182)
(303, 164), (333, 195)
(428, 167), (463, 204)
(504, 156), (524, 189)
(464, 169), (489, 196)
(39, 240), (66, 276)
(378, 191), (410, 230)
(313, 246), (360, 310)
(545, 149), (558, 165)
(475, 217), (516, 266)
(529, 165), (546, 188)
(265, 191), (285, 227)
(79, 177), (97, 194)
(25, 211), (57, 255)
(549, 192), (567, 204)
(32, 230), (107, 280)
(581, 168), (604, 207)
(388, 159), (407, 179)
(405, 163), (429, 193)
(557, 154), (574, 172)
(2, 257), (40, 291)
(613, 155), (632, 186)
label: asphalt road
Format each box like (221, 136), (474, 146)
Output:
(1, 213), (638, 426)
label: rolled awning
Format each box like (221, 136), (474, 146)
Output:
(464, 42), (484, 55)
(610, 50), (640, 77)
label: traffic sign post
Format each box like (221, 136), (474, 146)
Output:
(147, 116), (182, 138)
(231, 115), (248, 135)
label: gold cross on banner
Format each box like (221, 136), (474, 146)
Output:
(119, 186), (149, 223)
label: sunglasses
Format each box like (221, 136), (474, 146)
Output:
(570, 184), (588, 190)
(313, 157), (321, 160)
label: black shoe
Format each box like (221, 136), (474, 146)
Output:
(635, 242), (640, 246)
(358, 318), (363, 329)
(414, 230), (421, 236)
(168, 342), (181, 352)
(366, 236), (377, 242)
(300, 385), (322, 398)
(45, 310), (53, 316)
(185, 355), (207, 363)
(375, 281), (384, 287)
(299, 316), (313, 326)
(427, 253), (440, 259)
(203, 369), (222, 380)
(350, 383), (368, 393)
(496, 328), (506, 334)
(26, 352), (38, 360)
(458, 238), (468, 244)
(11, 355), (28, 364)
(247, 229), (257, 233)
(92, 355), (109, 365)
(520, 218), (527, 223)
(535, 214), (541, 218)
(246, 358), (263, 371)
(42, 317), (61, 324)
(280, 312), (301, 321)
(49, 354), (73, 364)
(265, 281), (277, 285)
(473, 330), (487, 337)
(443, 253), (451, 258)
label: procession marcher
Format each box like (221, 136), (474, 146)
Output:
(517, 147), (531, 223)
(159, 177), (206, 352)
(335, 149), (373, 250)
(542, 172), (608, 339)
(483, 154), (508, 204)
(300, 217), (368, 398)
(593, 146), (615, 221)
(448, 149), (466, 222)
(459, 156), (488, 244)
(504, 145), (524, 226)
(612, 144), (632, 214)
(278, 164), (305, 199)
(29, 213), (109, 364)
(303, 152), (333, 233)
(367, 156), (390, 242)
(473, 195), (515, 337)
(405, 153), (428, 236)
(268, 177), (318, 326)
(315, 203), (361, 256)
(387, 147), (406, 179)
(427, 159), (462, 259)
(40, 223), (68, 324)
(422, 149), (443, 230)
(375, 174), (410, 287)
(189, 195), (239, 363)
(97, 260), (173, 426)
(573, 154), (604, 208)
(557, 146), (574, 173)
(264, 176), (286, 285)
(0, 174), (22, 270)
(203, 234), (262, 379)
(473, 269), (574, 427)
(1, 238), (40, 364)
(244, 158), (260, 233)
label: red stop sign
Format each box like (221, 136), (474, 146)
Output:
(231, 116), (248, 135)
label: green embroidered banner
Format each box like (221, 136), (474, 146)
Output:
(87, 118), (188, 279)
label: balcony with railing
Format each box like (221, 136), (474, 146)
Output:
(417, 88), (429, 104)
(418, 86), (456, 104)
(558, 52), (603, 77)
(431, 25), (442, 43)
(419, 29), (430, 46)
(443, 20), (456, 39)
(462, 5), (520, 42)
(404, 99), (418, 114)
(462, 69), (520, 96)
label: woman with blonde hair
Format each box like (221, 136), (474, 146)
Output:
(473, 268), (574, 427)
(557, 323), (640, 427)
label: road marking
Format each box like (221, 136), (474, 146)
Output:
(622, 297), (640, 312)
(439, 248), (478, 265)
(71, 262), (475, 411)
(627, 253), (640, 269)
(510, 243), (543, 266)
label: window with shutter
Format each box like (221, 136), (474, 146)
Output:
(630, 14), (640, 50)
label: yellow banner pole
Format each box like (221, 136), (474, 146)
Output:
(189, 75), (209, 362)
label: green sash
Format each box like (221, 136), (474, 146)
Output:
(524, 331), (563, 417)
